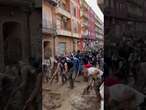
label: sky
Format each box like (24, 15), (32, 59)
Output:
(85, 0), (104, 22)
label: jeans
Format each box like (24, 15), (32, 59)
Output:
(68, 67), (74, 89)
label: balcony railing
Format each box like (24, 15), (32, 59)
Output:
(82, 31), (88, 37)
(96, 35), (103, 41)
(43, 27), (56, 34)
(42, 22), (56, 34)
(56, 7), (71, 18)
(72, 33), (80, 38)
(95, 22), (101, 28)
(56, 29), (72, 36)
(82, 20), (88, 26)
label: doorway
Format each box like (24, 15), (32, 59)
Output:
(3, 22), (22, 65)
(43, 41), (52, 59)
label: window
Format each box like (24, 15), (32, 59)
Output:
(43, 9), (52, 28)
(74, 8), (76, 16)
(61, 16), (68, 30)
(58, 42), (66, 55)
(72, 21), (78, 33)
(43, 41), (52, 59)
(72, 5), (77, 17)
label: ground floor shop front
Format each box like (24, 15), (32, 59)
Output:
(42, 34), (81, 59)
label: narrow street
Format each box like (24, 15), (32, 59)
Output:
(42, 0), (104, 109)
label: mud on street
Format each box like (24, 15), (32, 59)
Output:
(42, 77), (101, 110)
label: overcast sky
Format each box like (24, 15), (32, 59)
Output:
(85, 0), (103, 22)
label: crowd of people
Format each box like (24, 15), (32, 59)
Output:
(42, 49), (104, 99)
(0, 57), (42, 110)
(104, 35), (146, 110)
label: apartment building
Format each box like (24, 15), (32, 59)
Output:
(0, 0), (41, 72)
(56, 0), (81, 55)
(95, 14), (104, 48)
(42, 0), (57, 59)
(80, 0), (89, 50)
(80, 0), (103, 50)
(43, 0), (81, 57)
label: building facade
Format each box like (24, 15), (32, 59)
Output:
(43, 0), (81, 59)
(42, 0), (57, 60)
(80, 0), (89, 51)
(0, 0), (42, 72)
(95, 14), (104, 48)
(80, 0), (103, 51)
(43, 0), (104, 59)
(56, 0), (81, 55)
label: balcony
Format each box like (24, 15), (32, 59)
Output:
(96, 28), (103, 35)
(96, 35), (103, 41)
(82, 31), (88, 36)
(82, 31), (89, 38)
(95, 22), (101, 28)
(72, 33), (80, 38)
(56, 29), (72, 37)
(42, 20), (56, 34)
(81, 14), (88, 20)
(56, 7), (71, 18)
(42, 25), (56, 34)
(82, 20), (88, 27)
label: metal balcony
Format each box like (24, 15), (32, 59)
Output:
(56, 29), (72, 37)
(42, 23), (57, 34)
(56, 7), (71, 18)
(72, 33), (80, 38)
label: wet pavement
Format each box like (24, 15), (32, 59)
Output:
(42, 77), (102, 110)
